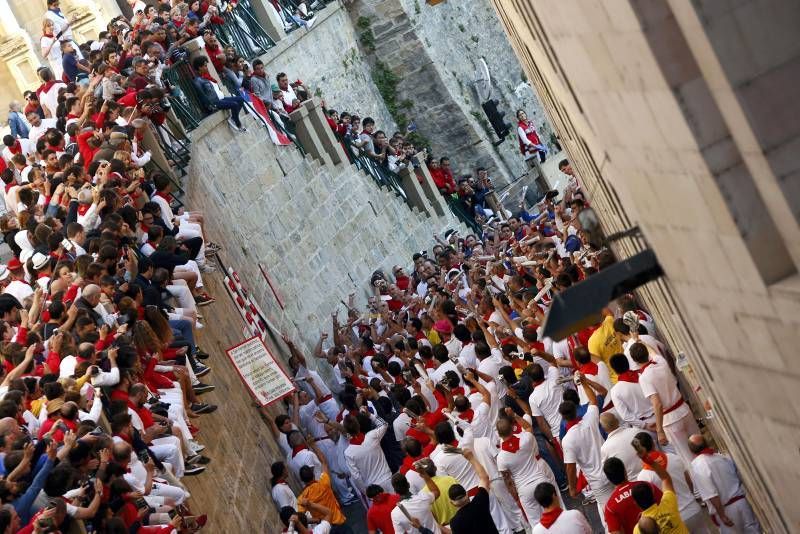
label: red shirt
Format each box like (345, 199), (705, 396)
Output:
(366, 492), (401, 534)
(604, 481), (663, 534)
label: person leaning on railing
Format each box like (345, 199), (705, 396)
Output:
(191, 56), (248, 132)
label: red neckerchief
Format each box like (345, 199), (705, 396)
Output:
(200, 72), (218, 84)
(146, 241), (158, 250)
(349, 433), (365, 446)
(578, 361), (598, 375)
(116, 432), (132, 444)
(642, 450), (668, 471)
(637, 360), (656, 374)
(37, 80), (59, 97)
(4, 183), (15, 193)
(291, 444), (308, 457)
(501, 435), (520, 453)
(37, 272), (50, 280)
(43, 32), (54, 38)
(139, 223), (149, 233)
(617, 370), (639, 383)
(9, 141), (21, 155)
(451, 386), (466, 397)
(77, 204), (91, 216)
(457, 409), (474, 423)
(565, 417), (582, 433)
(699, 447), (716, 456)
(155, 190), (174, 203)
(539, 508), (563, 528)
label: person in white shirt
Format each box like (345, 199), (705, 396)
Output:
(634, 431), (711, 533)
(600, 412), (644, 482)
(496, 408), (560, 524)
(26, 113), (58, 146)
(561, 372), (615, 531)
(429, 422), (481, 496)
(390, 469), (442, 534)
(527, 353), (567, 441)
(573, 346), (613, 410)
(531, 482), (592, 533)
(342, 412), (392, 495)
(688, 434), (760, 534)
(454, 326), (477, 368)
(279, 501), (333, 534)
(287, 430), (323, 481)
(270, 461), (297, 512)
(475, 340), (507, 400)
(608, 355), (655, 429)
(631, 342), (699, 467)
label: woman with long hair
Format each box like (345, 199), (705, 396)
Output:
(40, 19), (64, 80)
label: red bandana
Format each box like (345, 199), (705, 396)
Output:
(349, 433), (365, 446)
(578, 361), (598, 375)
(291, 444), (308, 458)
(565, 417), (582, 434)
(637, 360), (656, 374)
(457, 409), (474, 423)
(501, 435), (520, 453)
(539, 508), (563, 529)
(699, 447), (716, 456)
(155, 190), (174, 203)
(616, 370), (639, 383)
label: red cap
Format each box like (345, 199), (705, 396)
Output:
(433, 320), (453, 334)
(7, 258), (22, 271)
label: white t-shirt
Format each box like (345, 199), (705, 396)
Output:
(637, 453), (701, 518)
(600, 426), (642, 482)
(390, 492), (440, 534)
(477, 349), (507, 399)
(496, 431), (551, 489)
(561, 404), (610, 491)
(609, 380), (654, 427)
(638, 361), (690, 426)
(458, 342), (477, 369)
(690, 452), (746, 505)
(531, 509), (592, 533)
(271, 481), (296, 510)
(528, 366), (564, 439)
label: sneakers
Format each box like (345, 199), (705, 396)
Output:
(184, 464), (206, 476)
(193, 383), (215, 394)
(194, 364), (211, 378)
(191, 402), (217, 414)
(198, 262), (216, 273)
(306, 16), (316, 29)
(227, 117), (241, 131)
(206, 242), (223, 252)
(187, 454), (211, 465)
(195, 348), (210, 361)
(195, 293), (215, 307)
(188, 440), (205, 453)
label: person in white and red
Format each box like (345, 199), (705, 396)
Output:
(280, 500), (334, 534)
(531, 482), (591, 533)
(688, 434), (761, 534)
(634, 431), (712, 533)
(516, 109), (549, 195)
(496, 406), (560, 525)
(600, 412), (644, 483)
(342, 412), (392, 495)
(287, 430), (323, 480)
(630, 342), (700, 467)
(560, 371), (615, 531)
(429, 422), (481, 498)
(390, 468), (442, 534)
(607, 354), (655, 429)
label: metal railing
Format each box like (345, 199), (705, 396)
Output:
(269, 109), (305, 155)
(162, 60), (208, 132)
(342, 138), (408, 203)
(213, 0), (276, 60)
(446, 196), (482, 234)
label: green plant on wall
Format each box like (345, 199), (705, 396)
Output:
(356, 16), (376, 52)
(372, 60), (407, 129)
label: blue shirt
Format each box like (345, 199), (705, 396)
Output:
(62, 53), (79, 82)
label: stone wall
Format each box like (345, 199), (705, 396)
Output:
(185, 111), (462, 348)
(396, 0), (556, 181)
(259, 3), (397, 138)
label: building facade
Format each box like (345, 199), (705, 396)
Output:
(490, 1), (800, 531)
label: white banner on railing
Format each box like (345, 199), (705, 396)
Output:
(225, 336), (295, 407)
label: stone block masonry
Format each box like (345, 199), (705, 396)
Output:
(186, 112), (465, 356)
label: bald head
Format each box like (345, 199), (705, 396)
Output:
(688, 433), (707, 455)
(599, 412), (619, 433)
(83, 284), (101, 297)
(112, 441), (132, 462)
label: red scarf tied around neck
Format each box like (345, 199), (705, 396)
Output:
(539, 508), (563, 528)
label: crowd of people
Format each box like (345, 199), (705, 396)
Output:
(0, 0), (765, 533)
(263, 182), (763, 533)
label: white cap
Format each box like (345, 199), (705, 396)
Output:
(31, 252), (50, 270)
(0, 265), (9, 281)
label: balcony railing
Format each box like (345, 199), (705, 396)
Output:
(445, 196), (482, 234)
(162, 59), (209, 132)
(342, 138), (408, 203)
(213, 0), (276, 60)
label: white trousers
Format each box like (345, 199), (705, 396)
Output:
(150, 435), (185, 477)
(516, 462), (561, 525)
(717, 498), (761, 534)
(591, 481), (616, 532)
(664, 412), (701, 468)
(174, 260), (204, 288)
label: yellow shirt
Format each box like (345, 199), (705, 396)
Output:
(588, 314), (622, 382)
(423, 475), (459, 525)
(298, 471), (346, 526)
(633, 490), (689, 534)
(425, 329), (441, 346)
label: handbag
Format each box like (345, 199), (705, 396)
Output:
(397, 503), (434, 534)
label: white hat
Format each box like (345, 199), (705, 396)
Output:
(31, 252), (50, 270)
(19, 247), (34, 265)
(0, 265), (9, 281)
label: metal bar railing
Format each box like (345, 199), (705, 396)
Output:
(341, 138), (408, 203)
(162, 60), (208, 132)
(446, 196), (482, 234)
(213, 0), (276, 60)
(269, 110), (306, 156)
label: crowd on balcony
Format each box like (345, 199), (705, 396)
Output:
(0, 0), (764, 533)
